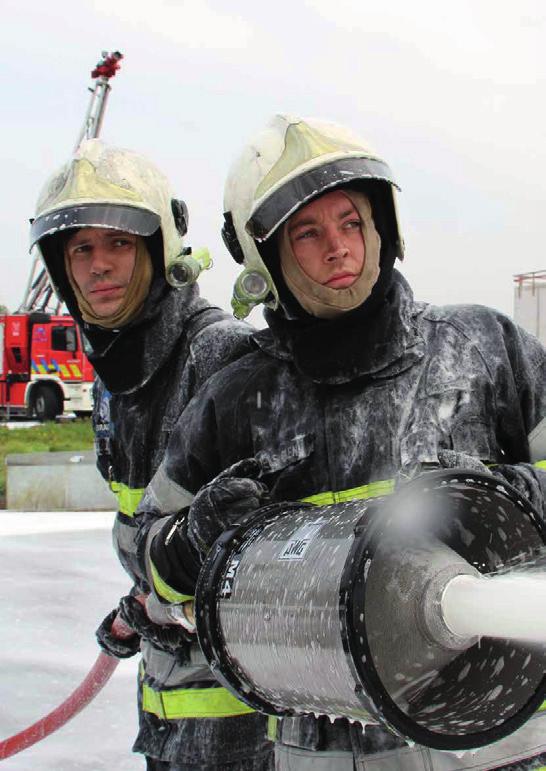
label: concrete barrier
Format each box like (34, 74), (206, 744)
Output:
(6, 450), (117, 511)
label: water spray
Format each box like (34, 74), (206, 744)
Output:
(195, 470), (546, 751)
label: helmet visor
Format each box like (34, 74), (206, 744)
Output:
(30, 203), (160, 249)
(247, 157), (399, 242)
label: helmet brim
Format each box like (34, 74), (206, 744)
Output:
(30, 203), (161, 249)
(246, 157), (399, 242)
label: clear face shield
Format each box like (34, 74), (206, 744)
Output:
(29, 203), (161, 251)
(28, 204), (161, 316)
(246, 157), (399, 243)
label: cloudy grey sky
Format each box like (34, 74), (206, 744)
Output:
(1, 0), (545, 322)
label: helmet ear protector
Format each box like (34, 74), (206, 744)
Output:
(222, 211), (245, 265)
(171, 199), (188, 238)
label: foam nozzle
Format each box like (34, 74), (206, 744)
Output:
(231, 269), (271, 319)
(196, 470), (546, 751)
(167, 247), (212, 287)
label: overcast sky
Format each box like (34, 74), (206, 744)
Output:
(1, 0), (545, 322)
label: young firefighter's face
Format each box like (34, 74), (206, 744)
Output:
(65, 227), (137, 317)
(287, 190), (365, 289)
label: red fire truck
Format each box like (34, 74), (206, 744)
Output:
(0, 313), (94, 420)
(0, 51), (124, 421)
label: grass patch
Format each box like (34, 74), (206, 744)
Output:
(0, 419), (94, 498)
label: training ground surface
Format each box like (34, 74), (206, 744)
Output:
(0, 511), (142, 769)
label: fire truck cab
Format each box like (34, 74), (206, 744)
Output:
(0, 313), (94, 420)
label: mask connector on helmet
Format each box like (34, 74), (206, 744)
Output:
(231, 269), (272, 319)
(167, 247), (212, 288)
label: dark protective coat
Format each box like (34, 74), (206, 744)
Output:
(136, 271), (546, 767)
(90, 283), (273, 767)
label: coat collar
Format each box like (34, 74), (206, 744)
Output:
(252, 271), (426, 385)
(88, 284), (212, 394)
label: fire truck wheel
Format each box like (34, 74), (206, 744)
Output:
(33, 386), (62, 422)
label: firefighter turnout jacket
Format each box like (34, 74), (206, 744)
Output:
(92, 283), (273, 766)
(136, 271), (546, 769)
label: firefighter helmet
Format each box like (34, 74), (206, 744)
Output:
(222, 114), (404, 318)
(30, 139), (191, 296)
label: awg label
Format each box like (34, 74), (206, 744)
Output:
(279, 520), (324, 561)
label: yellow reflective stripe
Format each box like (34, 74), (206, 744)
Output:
(302, 478), (395, 506)
(59, 364), (70, 378)
(534, 460), (546, 471)
(142, 683), (255, 719)
(335, 479), (395, 502)
(110, 482), (145, 518)
(267, 715), (279, 740)
(69, 363), (82, 378)
(150, 558), (194, 604)
(301, 490), (337, 506)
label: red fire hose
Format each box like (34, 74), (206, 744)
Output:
(0, 615), (133, 761)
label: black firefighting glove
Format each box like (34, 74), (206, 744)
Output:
(438, 449), (545, 512)
(96, 595), (195, 658)
(187, 458), (270, 556)
(117, 594), (195, 654)
(150, 458), (270, 598)
(437, 449), (490, 475)
(96, 606), (141, 659)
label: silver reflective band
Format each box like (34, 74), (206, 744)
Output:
(247, 157), (399, 242)
(529, 418), (546, 463)
(30, 204), (161, 248)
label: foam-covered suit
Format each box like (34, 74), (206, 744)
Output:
(31, 139), (273, 769)
(134, 116), (546, 770)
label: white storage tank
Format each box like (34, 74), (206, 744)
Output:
(514, 271), (546, 344)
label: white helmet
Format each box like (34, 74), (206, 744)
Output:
(31, 139), (208, 298)
(222, 114), (404, 318)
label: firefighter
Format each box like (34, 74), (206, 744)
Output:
(134, 114), (546, 770)
(30, 139), (273, 770)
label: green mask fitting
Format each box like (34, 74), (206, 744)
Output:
(231, 268), (272, 319)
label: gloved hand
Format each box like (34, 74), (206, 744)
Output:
(438, 449), (545, 512)
(437, 449), (490, 474)
(117, 594), (195, 653)
(148, 459), (270, 599)
(96, 606), (141, 659)
(96, 593), (196, 658)
(187, 457), (270, 557)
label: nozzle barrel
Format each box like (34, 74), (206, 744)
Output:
(442, 572), (546, 644)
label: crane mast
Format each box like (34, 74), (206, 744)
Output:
(74, 51), (123, 150)
(18, 51), (124, 314)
